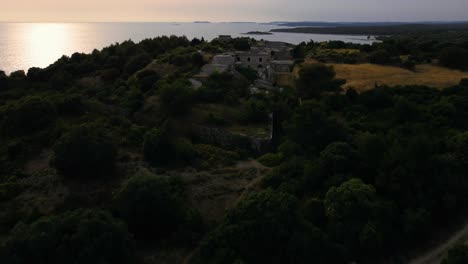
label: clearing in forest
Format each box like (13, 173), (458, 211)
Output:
(331, 63), (468, 91)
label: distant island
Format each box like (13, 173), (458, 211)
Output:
(193, 21), (211, 23)
(242, 31), (273, 35)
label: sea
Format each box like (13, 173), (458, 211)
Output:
(0, 22), (376, 74)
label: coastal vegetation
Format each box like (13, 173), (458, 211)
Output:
(0, 31), (468, 264)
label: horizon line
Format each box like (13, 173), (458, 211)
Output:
(1, 20), (468, 24)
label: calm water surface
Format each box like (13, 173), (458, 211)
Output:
(0, 22), (376, 73)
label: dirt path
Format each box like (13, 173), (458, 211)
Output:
(182, 159), (270, 264)
(409, 220), (468, 264)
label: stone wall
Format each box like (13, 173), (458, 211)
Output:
(191, 124), (272, 154)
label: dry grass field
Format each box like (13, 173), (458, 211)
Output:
(332, 63), (468, 92)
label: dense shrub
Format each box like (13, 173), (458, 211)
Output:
(193, 144), (240, 168)
(125, 53), (152, 75)
(0, 97), (57, 136)
(240, 97), (270, 124)
(52, 125), (117, 179)
(324, 178), (386, 254)
(143, 127), (174, 166)
(442, 245), (468, 264)
(439, 47), (468, 70)
(197, 72), (249, 104)
(0, 209), (135, 264)
(258, 152), (283, 167)
(159, 80), (195, 116)
(9, 70), (26, 79)
(113, 174), (186, 241)
(54, 94), (85, 116)
(136, 69), (160, 92)
(368, 49), (395, 65)
(200, 189), (299, 263)
(143, 128), (196, 166)
(296, 63), (345, 98)
(236, 66), (258, 82)
(286, 102), (348, 154)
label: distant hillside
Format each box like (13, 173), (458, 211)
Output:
(271, 23), (468, 36)
(270, 21), (468, 28)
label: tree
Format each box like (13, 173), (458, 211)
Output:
(9, 70), (26, 79)
(0, 70), (7, 89)
(0, 209), (135, 264)
(439, 47), (468, 70)
(305, 142), (358, 189)
(198, 72), (249, 104)
(200, 190), (299, 263)
(240, 97), (270, 124)
(125, 53), (152, 75)
(52, 125), (117, 179)
(286, 102), (348, 154)
(136, 69), (160, 92)
(296, 63), (345, 99)
(324, 178), (383, 253)
(113, 174), (186, 241)
(368, 49), (394, 65)
(232, 38), (251, 51)
(159, 80), (194, 116)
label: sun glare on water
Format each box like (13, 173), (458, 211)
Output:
(24, 23), (70, 69)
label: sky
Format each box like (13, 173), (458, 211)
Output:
(1, 0), (468, 22)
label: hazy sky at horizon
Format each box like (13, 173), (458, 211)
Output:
(1, 0), (468, 22)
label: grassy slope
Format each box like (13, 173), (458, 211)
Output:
(332, 63), (468, 91)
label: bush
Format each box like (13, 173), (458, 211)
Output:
(54, 94), (85, 116)
(439, 47), (468, 70)
(240, 98), (270, 124)
(368, 49), (394, 65)
(136, 69), (160, 92)
(143, 127), (173, 166)
(52, 125), (117, 179)
(258, 153), (283, 167)
(296, 63), (345, 99)
(442, 245), (468, 264)
(0, 209), (135, 264)
(200, 189), (299, 263)
(125, 53), (152, 75)
(113, 174), (186, 241)
(159, 80), (195, 116)
(0, 97), (57, 136)
(236, 66), (258, 82)
(197, 72), (249, 104)
(194, 144), (240, 168)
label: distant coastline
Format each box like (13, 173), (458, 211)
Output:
(242, 31), (273, 35)
(271, 23), (468, 36)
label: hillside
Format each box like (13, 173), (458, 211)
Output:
(2, 34), (468, 264)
